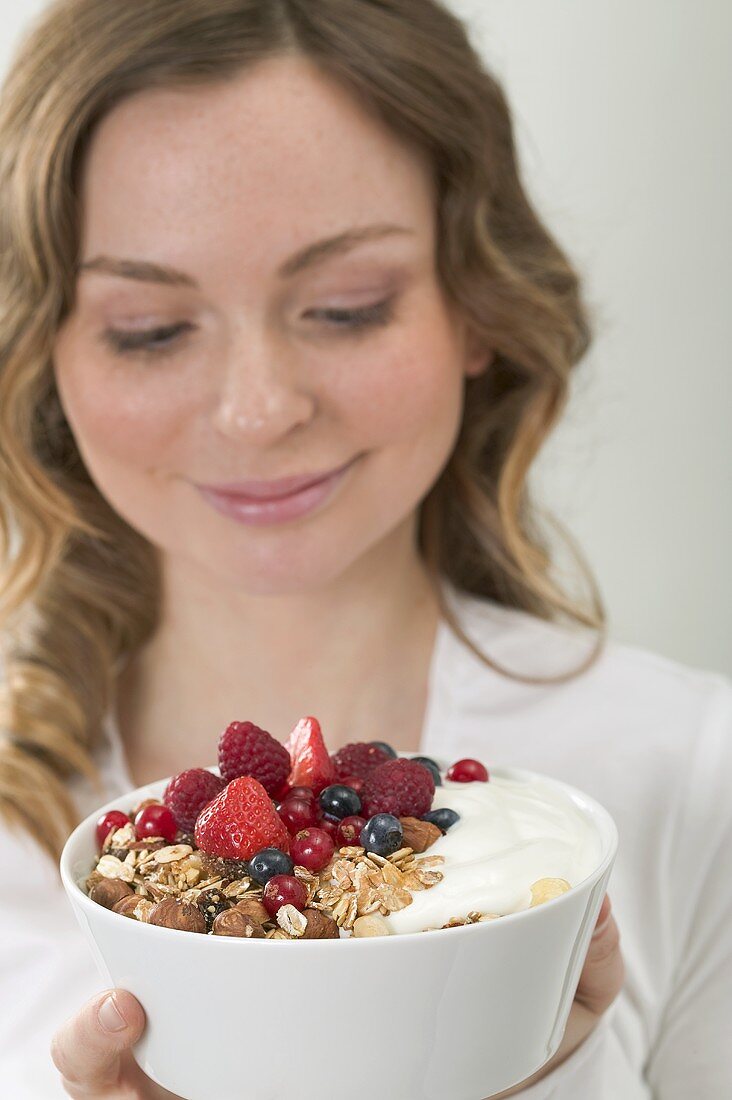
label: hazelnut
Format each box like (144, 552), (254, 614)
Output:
(89, 878), (134, 909)
(399, 816), (443, 853)
(212, 909), (266, 938)
(113, 895), (155, 922)
(233, 897), (270, 924)
(147, 897), (207, 933)
(300, 908), (339, 939)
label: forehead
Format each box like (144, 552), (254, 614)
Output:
(76, 57), (435, 285)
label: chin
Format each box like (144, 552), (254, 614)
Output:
(202, 539), (361, 598)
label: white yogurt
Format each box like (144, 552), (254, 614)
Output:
(382, 775), (602, 934)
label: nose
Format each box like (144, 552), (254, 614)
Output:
(211, 335), (316, 444)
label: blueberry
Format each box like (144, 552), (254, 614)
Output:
(247, 846), (294, 885)
(410, 755), (442, 786)
(422, 808), (460, 833)
(360, 813), (404, 856)
(369, 740), (398, 759)
(318, 784), (362, 819)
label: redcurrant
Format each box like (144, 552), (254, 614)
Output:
(336, 815), (367, 847)
(288, 786), (317, 801)
(95, 810), (130, 850)
(278, 796), (320, 833)
(134, 803), (178, 842)
(262, 873), (308, 917)
(315, 813), (340, 841)
(446, 758), (489, 783)
(290, 827), (335, 872)
(335, 774), (365, 795)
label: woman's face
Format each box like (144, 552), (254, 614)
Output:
(53, 57), (488, 595)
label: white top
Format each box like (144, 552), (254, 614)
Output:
(1, 583), (731, 1098)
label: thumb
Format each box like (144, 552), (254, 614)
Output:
(574, 894), (626, 1017)
(51, 989), (145, 1095)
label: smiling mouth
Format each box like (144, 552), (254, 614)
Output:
(195, 457), (358, 502)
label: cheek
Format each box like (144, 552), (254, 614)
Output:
(342, 321), (464, 463)
(55, 360), (191, 471)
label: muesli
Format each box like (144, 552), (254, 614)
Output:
(85, 716), (572, 939)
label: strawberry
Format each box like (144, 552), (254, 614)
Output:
(284, 716), (336, 796)
(194, 776), (291, 861)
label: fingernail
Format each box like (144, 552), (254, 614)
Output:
(98, 992), (127, 1033)
(592, 895), (612, 938)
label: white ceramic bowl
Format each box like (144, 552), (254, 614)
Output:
(60, 759), (618, 1100)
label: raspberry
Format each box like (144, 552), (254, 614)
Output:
(360, 758), (435, 819)
(218, 720), (291, 794)
(163, 768), (226, 833)
(330, 741), (391, 781)
(194, 775), (291, 861)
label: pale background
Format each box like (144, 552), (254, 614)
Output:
(2, 1), (730, 675)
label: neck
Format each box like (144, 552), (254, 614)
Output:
(116, 518), (443, 783)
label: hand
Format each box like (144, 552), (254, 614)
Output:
(490, 893), (625, 1098)
(51, 989), (180, 1098)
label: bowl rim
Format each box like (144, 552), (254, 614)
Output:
(60, 759), (618, 947)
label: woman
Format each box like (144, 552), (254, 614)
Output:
(0, 1), (728, 1097)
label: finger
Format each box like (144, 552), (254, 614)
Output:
(50, 989), (145, 1097)
(575, 894), (625, 1016)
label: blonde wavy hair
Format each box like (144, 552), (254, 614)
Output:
(0, 0), (605, 866)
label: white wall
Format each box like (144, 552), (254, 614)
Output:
(2, 1), (730, 676)
(453, 0), (731, 676)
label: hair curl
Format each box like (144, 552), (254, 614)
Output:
(0, 0), (605, 866)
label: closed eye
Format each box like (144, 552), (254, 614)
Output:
(100, 297), (396, 359)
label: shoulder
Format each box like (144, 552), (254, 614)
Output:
(441, 583), (732, 769)
(445, 582), (730, 706)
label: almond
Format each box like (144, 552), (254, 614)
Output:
(352, 913), (391, 937)
(399, 816), (443, 853)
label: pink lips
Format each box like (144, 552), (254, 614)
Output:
(194, 458), (357, 526)
(198, 462), (351, 501)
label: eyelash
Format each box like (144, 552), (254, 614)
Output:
(101, 298), (396, 359)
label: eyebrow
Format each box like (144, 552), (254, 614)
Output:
(76, 224), (415, 288)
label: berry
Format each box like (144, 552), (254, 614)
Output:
(331, 741), (391, 781)
(359, 813), (403, 857)
(95, 810), (130, 850)
(262, 874), (308, 917)
(278, 796), (320, 834)
(422, 807), (460, 832)
(446, 758), (489, 783)
(316, 813), (341, 841)
(411, 755), (442, 787)
(284, 716), (336, 795)
(290, 827), (335, 872)
(288, 786), (317, 802)
(318, 784), (362, 820)
(272, 779), (292, 802)
(163, 768), (226, 833)
(248, 846), (294, 885)
(196, 887), (231, 931)
(337, 774), (365, 795)
(360, 758), (435, 819)
(135, 803), (178, 843)
(335, 815), (367, 847)
(218, 720), (291, 794)
(194, 775), (291, 861)
(369, 740), (397, 759)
